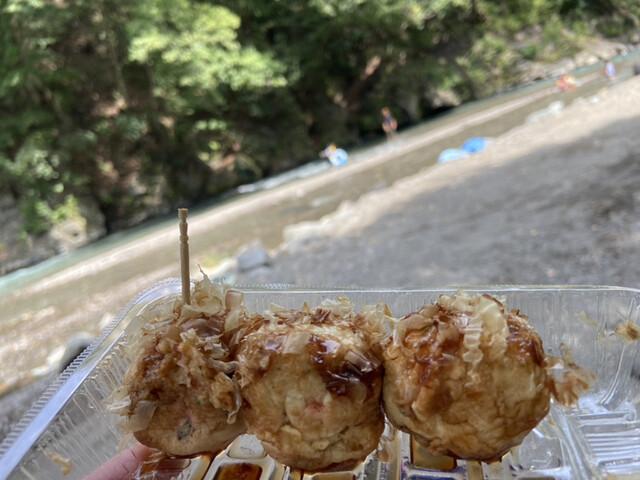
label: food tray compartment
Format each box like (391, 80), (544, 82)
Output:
(0, 282), (639, 480)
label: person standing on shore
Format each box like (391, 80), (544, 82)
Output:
(604, 61), (616, 80)
(381, 107), (398, 141)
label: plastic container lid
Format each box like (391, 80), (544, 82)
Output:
(1, 282), (639, 479)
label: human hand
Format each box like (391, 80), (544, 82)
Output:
(84, 443), (153, 480)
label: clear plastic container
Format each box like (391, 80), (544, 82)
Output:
(1, 281), (639, 479)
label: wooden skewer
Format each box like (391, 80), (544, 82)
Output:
(467, 460), (483, 480)
(178, 208), (191, 304)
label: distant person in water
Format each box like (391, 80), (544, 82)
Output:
(556, 74), (576, 92)
(604, 61), (616, 80)
(633, 64), (640, 76)
(381, 107), (398, 141)
(319, 143), (337, 160)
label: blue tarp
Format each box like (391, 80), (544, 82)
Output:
(438, 148), (469, 164)
(329, 148), (348, 167)
(461, 137), (487, 154)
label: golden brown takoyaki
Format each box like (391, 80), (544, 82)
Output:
(382, 291), (589, 462)
(236, 296), (391, 471)
(109, 275), (255, 456)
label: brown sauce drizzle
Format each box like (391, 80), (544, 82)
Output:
(407, 320), (462, 388)
(248, 308), (383, 398)
(181, 316), (224, 337)
(403, 303), (546, 391)
(307, 334), (382, 397)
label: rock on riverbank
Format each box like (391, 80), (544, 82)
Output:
(0, 194), (107, 276)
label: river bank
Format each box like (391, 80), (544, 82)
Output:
(2, 73), (640, 444)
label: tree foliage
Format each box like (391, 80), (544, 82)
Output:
(0, 0), (637, 236)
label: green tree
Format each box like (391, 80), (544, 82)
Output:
(123, 1), (290, 188)
(0, 0), (94, 233)
(1, 0), (638, 243)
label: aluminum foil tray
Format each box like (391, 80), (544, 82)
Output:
(1, 281), (639, 479)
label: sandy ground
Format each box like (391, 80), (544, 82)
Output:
(2, 75), (640, 446)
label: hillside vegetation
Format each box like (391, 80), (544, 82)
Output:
(1, 0), (639, 274)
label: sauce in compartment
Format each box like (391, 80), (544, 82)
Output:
(135, 452), (212, 479)
(304, 472), (356, 480)
(410, 437), (457, 471)
(214, 462), (262, 480)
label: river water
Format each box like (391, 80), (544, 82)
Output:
(0, 53), (638, 395)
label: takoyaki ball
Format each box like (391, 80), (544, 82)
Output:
(109, 275), (255, 456)
(237, 297), (391, 471)
(383, 291), (552, 463)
